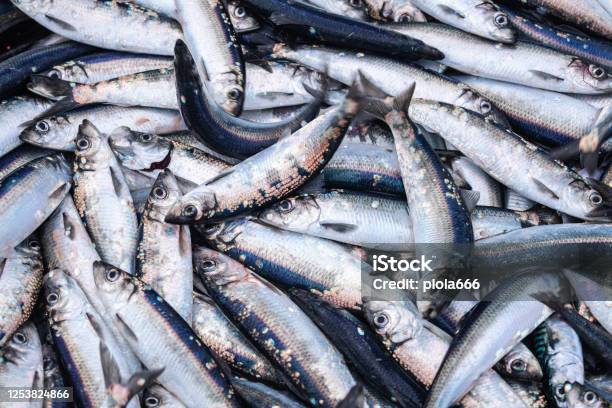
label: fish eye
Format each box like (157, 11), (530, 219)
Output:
(182, 204), (198, 218)
(28, 239), (40, 250)
(152, 186), (167, 200)
(144, 396), (160, 407)
(199, 258), (217, 272)
(12, 331), (27, 345)
(589, 192), (603, 206)
(35, 121), (50, 134)
(106, 268), (120, 282)
(234, 6), (246, 18)
(227, 88), (242, 101)
(397, 14), (412, 23)
(47, 69), (62, 79)
(555, 384), (566, 398)
(583, 391), (597, 404)
(349, 0), (363, 8)
(46, 292), (59, 305)
(277, 199), (294, 213)
(373, 312), (389, 328)
(510, 359), (526, 372)
(76, 137), (90, 151)
(140, 133), (153, 143)
(589, 65), (606, 79)
(494, 13), (508, 27)
(480, 100), (492, 114)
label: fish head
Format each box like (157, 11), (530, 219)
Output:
(44, 269), (88, 322)
(227, 0), (260, 33)
(92, 261), (135, 309)
(471, 2), (516, 43)
(456, 88), (509, 128)
(209, 72), (245, 117)
(193, 246), (250, 287)
(1, 322), (41, 365)
(42, 62), (88, 83)
(10, 0), (52, 15)
(363, 0), (427, 22)
(563, 179), (611, 221)
(564, 382), (608, 408)
(74, 120), (113, 170)
(363, 300), (422, 344)
(200, 218), (247, 246)
(567, 60), (612, 93)
(145, 169), (183, 222)
(12, 235), (43, 260)
(165, 188), (217, 224)
(20, 115), (74, 151)
(108, 127), (170, 171)
(498, 347), (543, 381)
(259, 195), (321, 230)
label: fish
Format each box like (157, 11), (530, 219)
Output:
(242, 0), (443, 60)
(408, 100), (612, 221)
(191, 291), (281, 384)
(563, 270), (612, 334)
(226, 1), (261, 33)
(534, 314), (584, 407)
(496, 343), (544, 382)
(199, 217), (364, 309)
(142, 384), (187, 408)
(404, 0), (516, 42)
(194, 247), (357, 407)
(173, 40), (322, 159)
(92, 261), (239, 408)
(450, 156), (503, 207)
(166, 76), (361, 224)
(362, 0), (427, 22)
(42, 337), (70, 408)
(20, 105), (186, 151)
(270, 43), (509, 126)
(572, 93), (612, 109)
(564, 382), (611, 408)
(136, 170), (193, 322)
(0, 96), (53, 158)
(0, 236), (43, 347)
(127, 0), (176, 18)
(0, 144), (50, 182)
(72, 120), (139, 274)
(507, 380), (548, 408)
(470, 206), (557, 240)
(11, 0), (182, 55)
(304, 0), (370, 21)
(391, 23), (612, 94)
(0, 154), (71, 257)
(231, 377), (307, 408)
(174, 0), (245, 116)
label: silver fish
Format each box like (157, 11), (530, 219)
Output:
(451, 156), (502, 207)
(128, 0), (176, 17)
(226, 1), (260, 33)
(143, 384), (186, 408)
(0, 237), (43, 347)
(362, 0), (427, 22)
(137, 170), (192, 322)
(20, 105), (186, 152)
(73, 120), (138, 274)
(564, 270), (612, 335)
(0, 154), (71, 257)
(564, 382), (610, 408)
(0, 145), (50, 184)
(231, 377), (307, 408)
(496, 343), (544, 382)
(0, 97), (53, 158)
(304, 0), (369, 21)
(11, 0), (182, 55)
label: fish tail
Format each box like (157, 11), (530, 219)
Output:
(351, 71), (416, 119)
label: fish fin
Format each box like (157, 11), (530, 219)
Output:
(43, 14), (77, 31)
(302, 82), (326, 101)
(267, 11), (294, 25)
(48, 181), (69, 202)
(203, 168), (235, 185)
(393, 82), (416, 112)
(554, 24), (589, 37)
(114, 313), (139, 345)
(61, 211), (76, 241)
(29, 98), (79, 123)
(199, 58), (210, 82)
(31, 366), (43, 390)
(528, 70), (564, 82)
(505, 189), (535, 211)
(109, 368), (164, 407)
(248, 59), (274, 73)
(336, 383), (365, 408)
(109, 166), (127, 198)
(423, 319), (453, 341)
(27, 75), (74, 101)
(459, 189), (480, 212)
(354, 71), (388, 99)
(296, 174), (327, 194)
(0, 259), (6, 279)
(437, 4), (466, 18)
(318, 221), (358, 233)
(85, 312), (105, 339)
(531, 178), (559, 200)
(550, 139), (581, 161)
(99, 341), (122, 389)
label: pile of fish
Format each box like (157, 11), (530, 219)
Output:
(0, 0), (611, 407)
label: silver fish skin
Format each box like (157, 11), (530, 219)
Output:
(166, 92), (358, 223)
(507, 380), (548, 408)
(44, 269), (141, 408)
(200, 217), (364, 309)
(424, 272), (562, 408)
(231, 377), (307, 408)
(137, 170), (192, 322)
(40, 52), (173, 84)
(191, 291), (280, 384)
(409, 100), (609, 221)
(73, 120), (139, 274)
(0, 154), (71, 257)
(0, 237), (43, 347)
(20, 105), (185, 152)
(42, 340), (68, 408)
(364, 300), (526, 408)
(271, 43), (507, 125)
(0, 322), (44, 408)
(304, 0), (369, 21)
(194, 247), (356, 407)
(564, 382), (610, 408)
(458, 76), (601, 147)
(10, 0), (182, 55)
(0, 96), (53, 158)
(226, 1), (260, 33)
(392, 23), (612, 94)
(174, 0), (245, 116)
(259, 190), (412, 250)
(0, 145), (50, 182)
(451, 156), (502, 207)
(143, 384), (186, 408)
(534, 314), (584, 408)
(563, 270), (612, 334)
(92, 261), (239, 408)
(410, 0), (516, 42)
(470, 206), (552, 240)
(128, 0), (176, 17)
(571, 93), (612, 110)
(362, 0), (427, 22)
(109, 127), (231, 186)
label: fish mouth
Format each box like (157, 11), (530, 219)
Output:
(19, 130), (45, 146)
